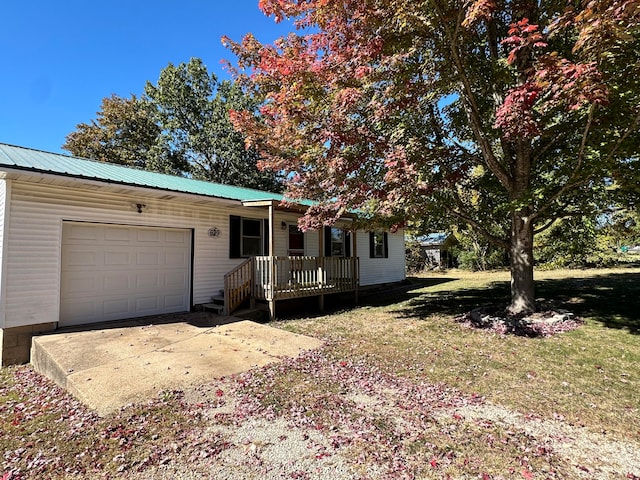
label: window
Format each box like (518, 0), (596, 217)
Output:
(369, 232), (389, 258)
(229, 216), (268, 258)
(288, 224), (305, 256)
(330, 228), (345, 257)
(241, 218), (263, 256)
(324, 227), (351, 257)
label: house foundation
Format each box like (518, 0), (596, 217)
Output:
(1, 323), (57, 366)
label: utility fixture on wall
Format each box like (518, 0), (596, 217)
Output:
(281, 221), (288, 230)
(134, 203), (147, 214)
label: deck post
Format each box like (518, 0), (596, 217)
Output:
(268, 299), (276, 320)
(268, 202), (277, 319)
(318, 294), (325, 312)
(352, 230), (359, 306)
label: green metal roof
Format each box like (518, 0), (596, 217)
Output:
(0, 143), (294, 204)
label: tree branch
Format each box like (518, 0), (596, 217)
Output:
(602, 109), (640, 165)
(530, 105), (595, 222)
(447, 189), (509, 248)
(533, 217), (557, 235)
(429, 0), (513, 192)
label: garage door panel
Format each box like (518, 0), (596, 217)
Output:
(165, 271), (187, 287)
(104, 227), (131, 242)
(103, 273), (131, 291)
(135, 272), (161, 289)
(166, 230), (189, 243)
(136, 251), (161, 266)
(64, 274), (98, 295)
(104, 251), (131, 266)
(61, 300), (98, 322)
(66, 250), (98, 268)
(60, 223), (191, 327)
(136, 229), (161, 242)
(103, 298), (131, 317)
(66, 224), (99, 241)
(135, 296), (160, 312)
(165, 250), (188, 267)
(164, 294), (187, 308)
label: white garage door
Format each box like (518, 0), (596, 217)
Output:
(60, 222), (191, 327)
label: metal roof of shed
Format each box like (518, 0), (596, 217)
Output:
(416, 232), (454, 246)
(0, 143), (298, 204)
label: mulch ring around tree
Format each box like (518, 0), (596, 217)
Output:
(456, 305), (584, 337)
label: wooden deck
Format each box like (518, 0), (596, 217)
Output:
(224, 256), (359, 318)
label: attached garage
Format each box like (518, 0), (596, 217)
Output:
(60, 222), (192, 327)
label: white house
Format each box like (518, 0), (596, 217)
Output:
(0, 143), (405, 365)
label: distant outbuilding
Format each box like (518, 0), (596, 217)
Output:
(415, 232), (458, 268)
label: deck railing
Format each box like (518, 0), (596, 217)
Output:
(223, 258), (253, 315)
(223, 256), (360, 315)
(253, 256), (359, 301)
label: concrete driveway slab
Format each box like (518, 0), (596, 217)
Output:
(31, 315), (322, 416)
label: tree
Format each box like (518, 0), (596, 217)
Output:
(144, 58), (282, 191)
(64, 58), (282, 192)
(225, 0), (640, 314)
(63, 94), (162, 170)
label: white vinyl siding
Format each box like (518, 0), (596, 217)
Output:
(59, 222), (191, 326)
(2, 181), (252, 329)
(0, 179), (8, 327)
(1, 179), (405, 329)
(358, 229), (406, 286)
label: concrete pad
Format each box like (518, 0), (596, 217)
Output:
(31, 318), (322, 416)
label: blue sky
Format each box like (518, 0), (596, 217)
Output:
(0, 0), (295, 154)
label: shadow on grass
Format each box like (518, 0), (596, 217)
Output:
(275, 277), (458, 320)
(395, 271), (640, 334)
(535, 272), (640, 333)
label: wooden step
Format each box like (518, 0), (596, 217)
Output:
(210, 295), (225, 303)
(202, 303), (225, 314)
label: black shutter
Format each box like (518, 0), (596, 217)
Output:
(229, 215), (241, 258)
(369, 232), (375, 258)
(345, 231), (351, 257)
(324, 226), (332, 256)
(383, 232), (389, 258)
(263, 219), (270, 255)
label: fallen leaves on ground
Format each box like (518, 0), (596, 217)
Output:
(1, 345), (638, 479)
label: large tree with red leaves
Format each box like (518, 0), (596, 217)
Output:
(225, 0), (640, 314)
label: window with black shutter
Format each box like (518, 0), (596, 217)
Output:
(324, 226), (348, 257)
(229, 215), (266, 258)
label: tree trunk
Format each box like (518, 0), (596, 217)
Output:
(508, 210), (535, 315)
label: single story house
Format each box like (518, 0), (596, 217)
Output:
(416, 232), (458, 268)
(0, 143), (405, 365)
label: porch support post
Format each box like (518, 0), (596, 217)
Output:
(351, 229), (359, 306)
(268, 201), (275, 256)
(268, 299), (276, 320)
(268, 201), (276, 320)
(317, 227), (324, 286)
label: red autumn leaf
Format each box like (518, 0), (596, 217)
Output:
(215, 389), (224, 397)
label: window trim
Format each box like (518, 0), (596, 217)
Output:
(369, 231), (389, 258)
(241, 217), (263, 257)
(230, 215), (269, 259)
(287, 224), (305, 256)
(324, 226), (351, 257)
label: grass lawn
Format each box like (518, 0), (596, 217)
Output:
(1, 267), (639, 479)
(277, 267), (640, 439)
